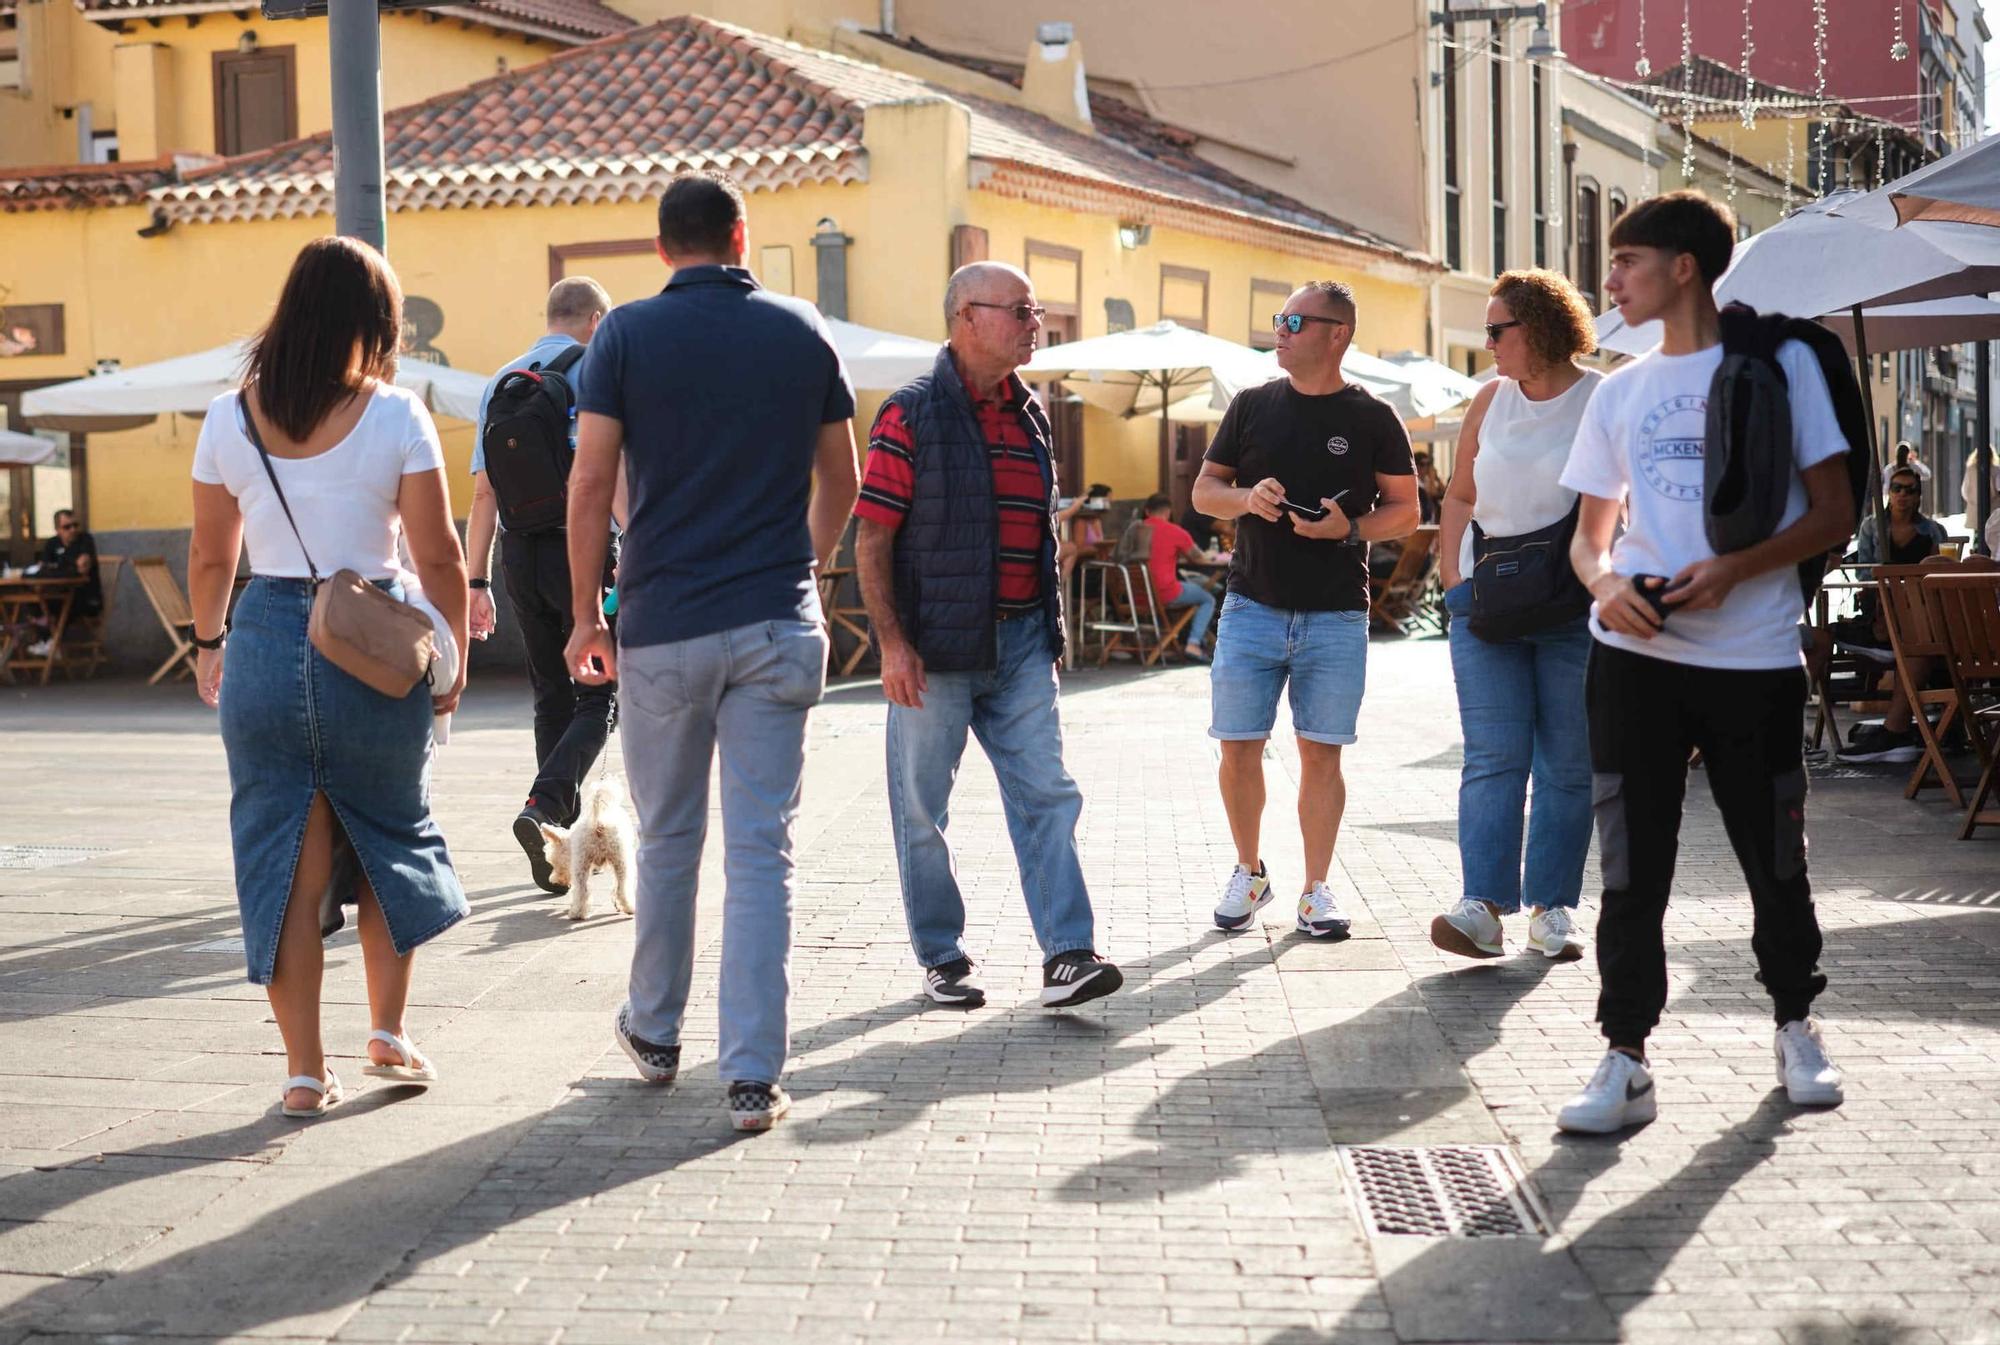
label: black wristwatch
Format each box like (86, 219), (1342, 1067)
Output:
(469, 578), (492, 591)
(192, 628), (227, 651)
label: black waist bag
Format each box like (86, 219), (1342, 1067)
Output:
(1467, 502), (1592, 642)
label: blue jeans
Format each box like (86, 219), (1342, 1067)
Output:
(887, 617), (1096, 967)
(1209, 591), (1370, 744)
(1168, 578), (1216, 647)
(1443, 581), (1592, 912)
(618, 618), (828, 1084)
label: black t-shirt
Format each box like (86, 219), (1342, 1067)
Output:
(38, 531), (102, 615)
(1204, 379), (1414, 611)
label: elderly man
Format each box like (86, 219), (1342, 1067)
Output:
(854, 262), (1121, 1011)
(467, 276), (621, 894)
(1192, 280), (1419, 939)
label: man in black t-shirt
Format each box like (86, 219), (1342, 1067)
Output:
(1190, 280), (1418, 939)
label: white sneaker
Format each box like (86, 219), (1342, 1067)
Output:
(1525, 907), (1586, 962)
(1213, 863), (1273, 931)
(24, 639), (51, 657)
(1775, 1019), (1844, 1106)
(1430, 898), (1504, 959)
(1295, 883), (1352, 939)
(1556, 1050), (1657, 1134)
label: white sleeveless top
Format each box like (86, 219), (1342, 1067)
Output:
(1458, 368), (1603, 577)
(192, 383), (446, 581)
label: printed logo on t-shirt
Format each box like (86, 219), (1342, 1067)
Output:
(1636, 394), (1707, 503)
(1325, 435), (1350, 456)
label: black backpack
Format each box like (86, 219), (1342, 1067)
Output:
(481, 344), (585, 534)
(1706, 303), (1873, 601)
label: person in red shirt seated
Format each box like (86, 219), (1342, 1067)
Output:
(1141, 493), (1215, 662)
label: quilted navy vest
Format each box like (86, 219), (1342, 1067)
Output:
(887, 347), (1065, 673)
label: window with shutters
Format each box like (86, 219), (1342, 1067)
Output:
(212, 47), (297, 156)
(1249, 279), (1291, 350)
(0, 23), (22, 92)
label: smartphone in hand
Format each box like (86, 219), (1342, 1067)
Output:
(1632, 574), (1673, 624)
(1277, 498), (1328, 522)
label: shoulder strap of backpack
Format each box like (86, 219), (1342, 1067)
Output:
(540, 344), (586, 378)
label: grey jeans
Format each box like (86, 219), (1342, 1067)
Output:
(618, 618), (828, 1084)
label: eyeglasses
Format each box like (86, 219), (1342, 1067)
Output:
(1887, 482), (1921, 495)
(964, 301), (1047, 323)
(1485, 320), (1524, 341)
(56, 522), (78, 532)
(1272, 313), (1347, 334)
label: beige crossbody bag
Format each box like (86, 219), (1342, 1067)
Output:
(240, 392), (437, 699)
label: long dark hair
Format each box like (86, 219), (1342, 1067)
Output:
(246, 236), (402, 442)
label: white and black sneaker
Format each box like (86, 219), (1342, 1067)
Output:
(923, 957), (987, 1008)
(1556, 1050), (1657, 1134)
(1775, 1019), (1844, 1106)
(1213, 862), (1274, 931)
(613, 1002), (680, 1084)
(1296, 883), (1352, 939)
(1836, 724), (1922, 764)
(726, 1081), (791, 1132)
(1040, 950), (1124, 1008)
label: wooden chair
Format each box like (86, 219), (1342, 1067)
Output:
(1094, 563), (1195, 668)
(1370, 525), (1438, 633)
(1876, 561), (1971, 805)
(58, 554), (121, 680)
(1921, 570), (2000, 839)
(133, 557), (198, 685)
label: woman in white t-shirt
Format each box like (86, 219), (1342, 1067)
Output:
(1432, 270), (1603, 966)
(186, 237), (470, 1120)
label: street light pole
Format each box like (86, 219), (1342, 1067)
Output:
(329, 0), (386, 253)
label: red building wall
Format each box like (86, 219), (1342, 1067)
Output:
(1561, 0), (1926, 128)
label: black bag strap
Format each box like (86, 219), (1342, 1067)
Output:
(537, 344), (585, 377)
(238, 390), (322, 585)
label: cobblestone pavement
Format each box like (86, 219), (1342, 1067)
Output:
(2, 637), (1997, 1344)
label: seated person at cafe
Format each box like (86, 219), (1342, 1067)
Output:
(1055, 482), (1112, 591)
(18, 509), (101, 657)
(1140, 492), (1215, 662)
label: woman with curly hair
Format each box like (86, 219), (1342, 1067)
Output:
(1431, 268), (1602, 964)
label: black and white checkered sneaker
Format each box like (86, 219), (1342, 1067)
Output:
(923, 957), (987, 1008)
(613, 1003), (680, 1084)
(727, 1081), (791, 1132)
(1040, 950), (1124, 1008)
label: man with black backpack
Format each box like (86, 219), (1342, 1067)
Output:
(468, 276), (622, 894)
(1556, 191), (1863, 1135)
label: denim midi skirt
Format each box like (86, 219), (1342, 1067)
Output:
(219, 576), (468, 984)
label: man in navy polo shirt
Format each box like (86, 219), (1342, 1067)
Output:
(562, 171), (860, 1132)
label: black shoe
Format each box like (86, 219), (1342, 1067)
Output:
(1040, 950), (1123, 1008)
(513, 801), (568, 895)
(923, 957), (987, 1008)
(1837, 724), (1922, 764)
(727, 1080), (791, 1131)
(613, 1003), (680, 1084)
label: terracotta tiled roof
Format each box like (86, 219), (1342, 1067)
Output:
(0, 157), (181, 212)
(153, 18), (1433, 272)
(71, 0), (632, 45)
(1636, 55), (1833, 117)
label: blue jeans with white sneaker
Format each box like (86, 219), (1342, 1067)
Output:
(1443, 581), (1592, 913)
(1167, 579), (1216, 647)
(888, 617), (1097, 968)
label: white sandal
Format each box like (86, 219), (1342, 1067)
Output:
(361, 1029), (438, 1083)
(279, 1068), (344, 1119)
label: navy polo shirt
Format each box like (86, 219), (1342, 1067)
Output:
(574, 264), (856, 648)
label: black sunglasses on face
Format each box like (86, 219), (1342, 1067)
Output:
(964, 301), (1047, 323)
(1272, 313), (1346, 334)
(1888, 482), (1921, 495)
(1485, 320), (1524, 341)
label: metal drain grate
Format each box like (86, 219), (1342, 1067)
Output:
(0, 845), (109, 871)
(1339, 1145), (1547, 1238)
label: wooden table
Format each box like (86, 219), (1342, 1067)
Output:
(0, 575), (86, 686)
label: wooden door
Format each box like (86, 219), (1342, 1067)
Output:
(213, 47), (297, 156)
(1041, 314), (1084, 495)
(1170, 424), (1206, 520)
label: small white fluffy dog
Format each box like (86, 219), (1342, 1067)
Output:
(538, 777), (637, 921)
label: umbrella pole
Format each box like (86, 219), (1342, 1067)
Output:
(1851, 307), (1890, 542)
(1979, 340), (1993, 556)
(1158, 371), (1172, 498)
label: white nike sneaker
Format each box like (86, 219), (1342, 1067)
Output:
(1295, 883), (1352, 939)
(1556, 1050), (1657, 1134)
(1213, 863), (1273, 931)
(1775, 1019), (1844, 1106)
(1525, 907), (1586, 962)
(1430, 898), (1504, 959)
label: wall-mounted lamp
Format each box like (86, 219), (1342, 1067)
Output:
(1117, 221), (1151, 249)
(1428, 2), (1564, 65)
(236, 29), (258, 52)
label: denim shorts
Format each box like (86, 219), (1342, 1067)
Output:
(218, 576), (468, 984)
(1209, 591), (1370, 745)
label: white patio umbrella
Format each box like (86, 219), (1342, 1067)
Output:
(1596, 295), (2000, 359)
(0, 427), (58, 465)
(21, 340), (489, 431)
(1834, 129), (2000, 230)
(1022, 321), (1287, 424)
(1200, 346), (1476, 420)
(824, 317), (939, 390)
(1374, 351), (1484, 416)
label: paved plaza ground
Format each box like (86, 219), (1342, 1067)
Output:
(2, 635), (1998, 1345)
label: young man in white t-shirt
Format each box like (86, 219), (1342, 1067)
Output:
(1555, 191), (1857, 1134)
